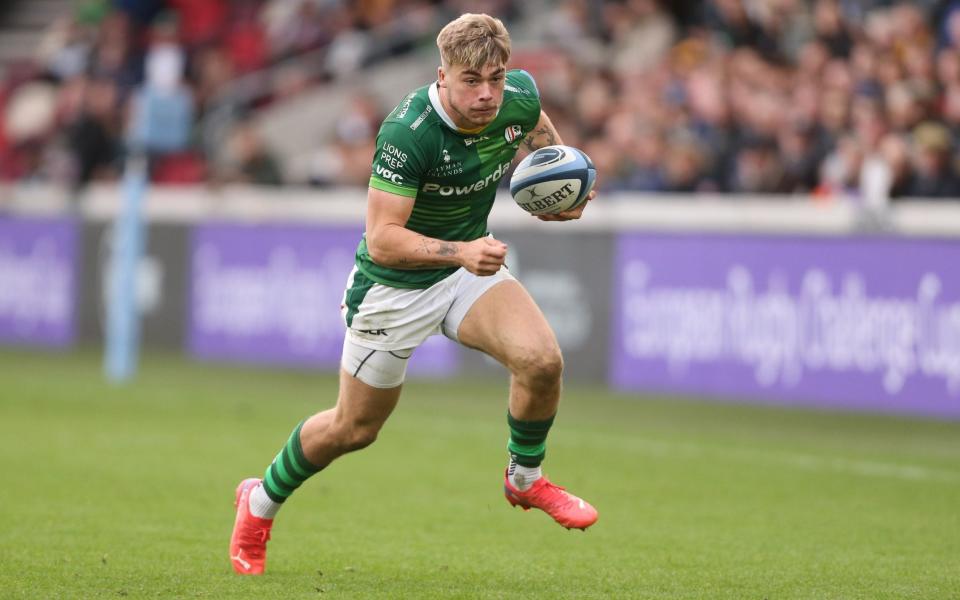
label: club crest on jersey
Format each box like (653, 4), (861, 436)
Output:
(504, 125), (523, 143)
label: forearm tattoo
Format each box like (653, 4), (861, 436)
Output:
(523, 125), (558, 151)
(414, 235), (459, 258)
(436, 242), (458, 256)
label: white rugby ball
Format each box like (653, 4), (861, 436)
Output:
(509, 145), (596, 215)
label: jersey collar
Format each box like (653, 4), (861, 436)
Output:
(428, 82), (460, 131)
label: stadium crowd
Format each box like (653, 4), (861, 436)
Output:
(0, 0), (958, 202)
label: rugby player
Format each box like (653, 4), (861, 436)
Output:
(230, 12), (598, 575)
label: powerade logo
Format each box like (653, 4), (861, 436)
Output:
(421, 160), (511, 196)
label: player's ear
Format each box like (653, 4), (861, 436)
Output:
(437, 65), (445, 87)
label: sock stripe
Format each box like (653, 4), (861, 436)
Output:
(264, 470), (290, 495)
(508, 440), (546, 458)
(285, 445), (313, 479)
(266, 463), (296, 494)
(261, 474), (287, 503)
(273, 452), (301, 489)
(508, 430), (550, 445)
(261, 420), (325, 504)
(280, 447), (312, 481)
(506, 411), (555, 468)
(263, 474), (293, 504)
(507, 412), (555, 431)
(288, 428), (321, 476)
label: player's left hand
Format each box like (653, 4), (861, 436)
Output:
(536, 190), (597, 222)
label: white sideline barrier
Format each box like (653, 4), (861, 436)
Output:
(3, 183), (960, 236)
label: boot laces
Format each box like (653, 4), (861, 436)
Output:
(237, 523), (271, 558)
(533, 480), (577, 511)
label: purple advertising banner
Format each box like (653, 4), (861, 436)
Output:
(188, 223), (459, 375)
(611, 233), (960, 420)
(0, 216), (78, 348)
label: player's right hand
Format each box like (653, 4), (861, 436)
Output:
(460, 236), (507, 276)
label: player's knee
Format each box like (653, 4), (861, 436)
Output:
(513, 345), (564, 384)
(343, 427), (379, 452)
(334, 421), (381, 453)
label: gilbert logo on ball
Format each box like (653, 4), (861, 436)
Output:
(509, 145), (596, 215)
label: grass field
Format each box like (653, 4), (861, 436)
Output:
(1, 349), (958, 599)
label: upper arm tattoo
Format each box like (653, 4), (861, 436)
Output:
(523, 125), (558, 152)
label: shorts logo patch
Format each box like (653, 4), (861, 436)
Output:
(504, 125), (523, 143)
(356, 328), (388, 336)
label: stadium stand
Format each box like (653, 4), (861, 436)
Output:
(0, 0), (958, 203)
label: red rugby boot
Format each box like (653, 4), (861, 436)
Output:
(229, 478), (273, 575)
(503, 471), (598, 530)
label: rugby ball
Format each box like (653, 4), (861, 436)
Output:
(509, 145), (596, 215)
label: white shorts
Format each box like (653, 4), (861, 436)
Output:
(341, 266), (516, 352)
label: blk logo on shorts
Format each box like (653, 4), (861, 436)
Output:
(356, 328), (388, 336)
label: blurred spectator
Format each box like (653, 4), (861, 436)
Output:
(35, 17), (93, 81)
(778, 122), (821, 193)
(907, 121), (960, 197)
(817, 134), (863, 199)
(221, 119), (282, 186)
(606, 0), (676, 76)
(1, 81), (58, 181)
(860, 132), (911, 206)
(225, 1), (268, 73)
(67, 77), (121, 188)
(3, 81), (58, 147)
(662, 132), (707, 192)
(309, 94), (380, 187)
(0, 0), (958, 201)
(813, 0), (852, 58)
(87, 11), (140, 92)
(622, 126), (666, 191)
(878, 134), (913, 198)
(126, 14), (193, 155)
(166, 0), (228, 48)
(263, 1), (336, 59)
(730, 137), (786, 194)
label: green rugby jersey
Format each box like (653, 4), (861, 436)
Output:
(359, 69), (541, 288)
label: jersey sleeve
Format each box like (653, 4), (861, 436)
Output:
(505, 69), (542, 131)
(369, 122), (432, 198)
(507, 69), (541, 100)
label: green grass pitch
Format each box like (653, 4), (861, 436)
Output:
(1, 349), (958, 599)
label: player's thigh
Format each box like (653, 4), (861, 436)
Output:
(455, 279), (561, 369)
(334, 366), (402, 431)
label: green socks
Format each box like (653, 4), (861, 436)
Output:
(262, 421), (323, 504)
(507, 411), (555, 467)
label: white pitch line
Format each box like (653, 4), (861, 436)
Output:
(590, 435), (960, 484)
(728, 447), (960, 483)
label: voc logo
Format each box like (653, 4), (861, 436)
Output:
(375, 165), (404, 185)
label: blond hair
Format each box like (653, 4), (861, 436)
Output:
(436, 13), (511, 70)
